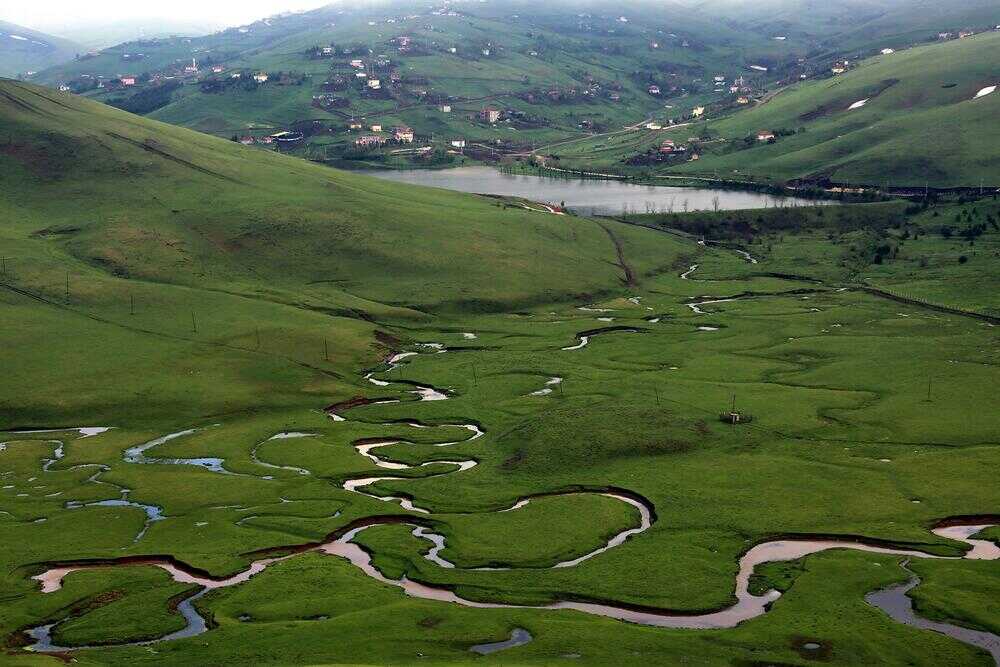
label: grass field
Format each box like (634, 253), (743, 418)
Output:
(1, 78), (999, 665)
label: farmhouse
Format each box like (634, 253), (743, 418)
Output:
(184, 58), (199, 74)
(212, 65), (224, 73)
(349, 121), (363, 130)
(370, 124), (383, 132)
(691, 106), (705, 117)
(253, 72), (269, 83)
(440, 104), (452, 113)
(481, 107), (501, 123)
(648, 85), (661, 95)
(757, 130), (776, 142)
(394, 126), (414, 143)
(120, 77), (136, 86)
(450, 139), (466, 149)
(367, 79), (381, 89)
(355, 135), (387, 147)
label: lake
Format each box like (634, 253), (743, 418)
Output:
(366, 166), (827, 215)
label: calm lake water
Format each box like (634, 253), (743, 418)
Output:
(366, 166), (826, 215)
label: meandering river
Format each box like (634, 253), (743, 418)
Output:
(10, 254), (999, 661)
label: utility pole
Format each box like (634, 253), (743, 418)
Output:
(65, 271), (70, 301)
(324, 339), (330, 361)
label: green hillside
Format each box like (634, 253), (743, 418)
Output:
(666, 31), (1000, 186)
(0, 79), (670, 315)
(27, 1), (811, 149)
(0, 21), (80, 78)
(546, 30), (1000, 187)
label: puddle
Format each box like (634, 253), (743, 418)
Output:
(470, 628), (533, 655)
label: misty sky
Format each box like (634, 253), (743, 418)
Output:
(2, 0), (336, 32)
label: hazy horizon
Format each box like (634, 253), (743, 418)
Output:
(0, 0), (337, 34)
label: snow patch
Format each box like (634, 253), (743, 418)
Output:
(973, 85), (996, 100)
(847, 99), (869, 110)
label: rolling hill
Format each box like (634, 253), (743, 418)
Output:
(665, 30), (1000, 187)
(0, 21), (80, 78)
(0, 77), (676, 316)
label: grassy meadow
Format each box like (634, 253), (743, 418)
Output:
(1, 79), (998, 665)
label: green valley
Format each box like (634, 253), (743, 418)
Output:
(1, 2), (999, 665)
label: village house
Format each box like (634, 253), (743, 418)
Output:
(450, 139), (466, 149)
(737, 96), (750, 104)
(959, 30), (976, 38)
(440, 104), (452, 113)
(58, 84), (71, 92)
(370, 124), (383, 133)
(212, 65), (225, 73)
(183, 58), (199, 74)
(691, 106), (705, 117)
(351, 59), (365, 68)
(757, 130), (776, 142)
(608, 93), (621, 102)
(253, 72), (269, 83)
(648, 85), (661, 95)
(481, 107), (501, 124)
(394, 126), (414, 143)
(354, 134), (386, 148)
(646, 122), (662, 130)
(349, 121), (363, 130)
(120, 77), (136, 87)
(239, 136), (255, 145)
(880, 48), (895, 55)
(367, 79), (381, 89)
(322, 46), (334, 56)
